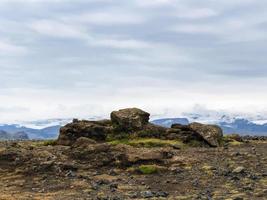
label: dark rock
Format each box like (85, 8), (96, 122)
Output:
(111, 108), (150, 132)
(65, 170), (76, 177)
(57, 120), (113, 145)
(135, 123), (167, 138)
(155, 191), (169, 197)
(189, 123), (223, 147)
(140, 191), (154, 198)
(71, 137), (96, 148)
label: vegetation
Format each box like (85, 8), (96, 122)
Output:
(42, 140), (57, 146)
(223, 135), (243, 146)
(138, 165), (159, 174)
(108, 138), (185, 148)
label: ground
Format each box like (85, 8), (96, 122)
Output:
(0, 140), (266, 200)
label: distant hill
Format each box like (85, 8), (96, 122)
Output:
(1, 114), (267, 140)
(0, 130), (29, 140)
(151, 118), (267, 136)
(151, 118), (189, 127)
(219, 119), (267, 136)
(0, 124), (60, 140)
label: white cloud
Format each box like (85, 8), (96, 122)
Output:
(135, 0), (173, 7)
(175, 8), (218, 19)
(29, 19), (152, 49)
(64, 12), (145, 25)
(92, 38), (151, 49)
(0, 40), (27, 55)
(29, 20), (89, 39)
(0, 0), (109, 3)
(1, 0), (267, 121)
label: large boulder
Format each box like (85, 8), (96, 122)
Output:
(111, 108), (150, 132)
(166, 126), (205, 144)
(189, 123), (223, 147)
(57, 119), (113, 146)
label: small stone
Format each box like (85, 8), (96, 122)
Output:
(65, 170), (76, 177)
(156, 191), (169, 197)
(141, 191), (154, 198)
(232, 166), (245, 174)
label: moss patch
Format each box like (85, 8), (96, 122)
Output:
(138, 165), (159, 174)
(228, 140), (243, 146)
(108, 138), (185, 148)
(42, 140), (57, 146)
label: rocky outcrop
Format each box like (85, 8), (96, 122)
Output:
(166, 124), (207, 145)
(111, 108), (150, 131)
(135, 123), (167, 138)
(57, 108), (223, 147)
(57, 119), (113, 145)
(189, 123), (223, 147)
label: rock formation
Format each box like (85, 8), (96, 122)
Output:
(189, 122), (223, 147)
(57, 108), (223, 147)
(111, 108), (150, 131)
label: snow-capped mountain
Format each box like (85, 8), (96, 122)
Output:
(152, 106), (267, 136)
(1, 109), (267, 140)
(0, 116), (105, 140)
(152, 118), (189, 127)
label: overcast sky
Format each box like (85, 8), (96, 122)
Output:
(0, 0), (267, 122)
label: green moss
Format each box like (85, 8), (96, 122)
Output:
(228, 140), (243, 146)
(106, 132), (130, 141)
(222, 135), (243, 146)
(138, 165), (159, 174)
(42, 140), (57, 146)
(108, 138), (185, 148)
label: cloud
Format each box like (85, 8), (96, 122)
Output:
(135, 0), (173, 7)
(29, 20), (88, 39)
(63, 11), (145, 25)
(0, 40), (27, 55)
(29, 19), (152, 49)
(175, 8), (218, 19)
(0, 0), (267, 121)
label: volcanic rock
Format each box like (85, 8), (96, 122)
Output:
(111, 108), (150, 132)
(189, 123), (223, 147)
(57, 120), (113, 145)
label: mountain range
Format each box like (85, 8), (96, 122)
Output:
(0, 130), (29, 140)
(1, 112), (267, 140)
(0, 124), (61, 140)
(151, 118), (267, 136)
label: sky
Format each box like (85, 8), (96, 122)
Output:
(0, 0), (267, 122)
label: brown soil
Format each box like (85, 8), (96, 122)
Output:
(0, 141), (266, 200)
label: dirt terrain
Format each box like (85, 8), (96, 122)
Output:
(0, 108), (266, 200)
(0, 140), (266, 200)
